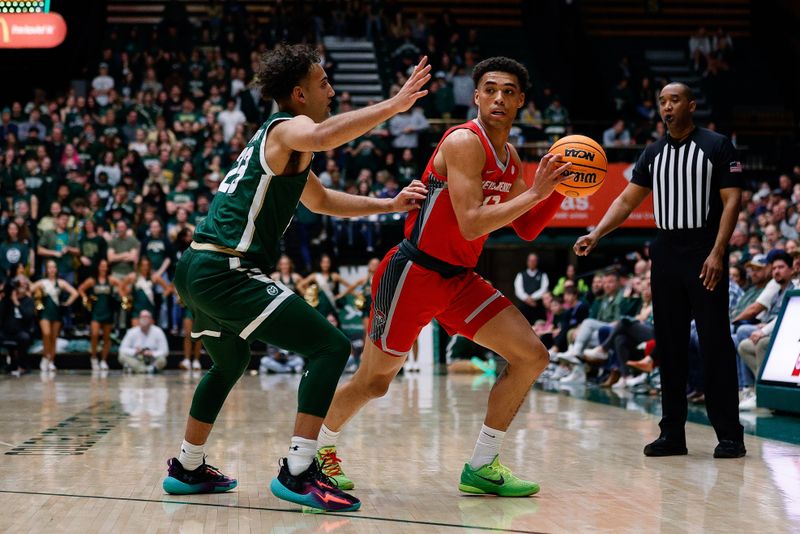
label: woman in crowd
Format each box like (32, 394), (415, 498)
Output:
(552, 264), (588, 297)
(177, 295), (203, 371)
(122, 256), (171, 327)
(533, 292), (561, 349)
(78, 258), (124, 370)
(270, 255), (303, 295)
(0, 220), (34, 277)
(298, 253), (346, 318)
(30, 259), (79, 372)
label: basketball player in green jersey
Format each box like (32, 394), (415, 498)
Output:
(162, 44), (431, 512)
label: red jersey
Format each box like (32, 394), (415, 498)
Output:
(404, 119), (521, 268)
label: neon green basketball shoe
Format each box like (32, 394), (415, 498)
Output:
(316, 445), (355, 490)
(459, 455), (540, 497)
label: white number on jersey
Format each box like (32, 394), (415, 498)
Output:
(219, 145), (255, 194)
(482, 195), (501, 206)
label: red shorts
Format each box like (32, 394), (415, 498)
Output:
(368, 245), (512, 356)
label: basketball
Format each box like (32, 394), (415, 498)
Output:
(548, 135), (607, 198)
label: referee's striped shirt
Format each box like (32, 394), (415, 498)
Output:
(631, 127), (743, 231)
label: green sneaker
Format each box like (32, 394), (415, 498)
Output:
(459, 455), (540, 497)
(316, 446), (354, 490)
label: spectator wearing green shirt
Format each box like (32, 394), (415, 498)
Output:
(12, 177), (38, 220)
(730, 254), (770, 322)
(344, 132), (386, 177)
(141, 219), (173, 279)
(560, 271), (627, 361)
(552, 264), (589, 297)
(78, 218), (108, 282)
(167, 207), (195, 242)
(38, 156), (61, 208)
(104, 184), (136, 226)
(433, 73), (455, 117)
(0, 220), (34, 277)
(396, 148), (418, 188)
(192, 195), (210, 228)
(166, 176), (195, 221)
(107, 219), (140, 279)
(37, 211), (79, 283)
(37, 200), (62, 237)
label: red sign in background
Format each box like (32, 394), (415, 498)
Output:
(0, 13), (66, 48)
(522, 162), (655, 228)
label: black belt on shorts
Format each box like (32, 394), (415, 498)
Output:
(399, 239), (467, 279)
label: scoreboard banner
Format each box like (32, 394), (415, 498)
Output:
(0, 12), (66, 48)
(522, 162), (656, 228)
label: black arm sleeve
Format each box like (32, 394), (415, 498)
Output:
(630, 147), (653, 189)
(714, 137), (743, 190)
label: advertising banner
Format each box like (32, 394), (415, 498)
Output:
(0, 13), (66, 48)
(522, 162), (655, 228)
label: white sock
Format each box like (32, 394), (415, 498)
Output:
(318, 424), (340, 448)
(287, 436), (317, 476)
(469, 425), (506, 470)
(178, 439), (204, 471)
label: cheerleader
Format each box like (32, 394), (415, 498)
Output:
(31, 259), (78, 372)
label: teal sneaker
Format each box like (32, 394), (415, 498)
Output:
(470, 357), (497, 375)
(162, 458), (237, 494)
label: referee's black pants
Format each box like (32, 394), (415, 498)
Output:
(650, 230), (743, 444)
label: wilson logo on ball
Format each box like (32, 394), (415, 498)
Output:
(564, 148), (596, 161)
(572, 171), (598, 184)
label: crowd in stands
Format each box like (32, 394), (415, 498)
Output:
(0, 4), (798, 408)
(600, 26), (736, 159)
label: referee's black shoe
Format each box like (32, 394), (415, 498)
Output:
(643, 436), (688, 457)
(713, 440), (746, 459)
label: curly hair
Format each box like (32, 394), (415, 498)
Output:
(472, 57), (529, 92)
(254, 44), (321, 102)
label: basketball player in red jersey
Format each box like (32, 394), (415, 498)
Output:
(316, 57), (574, 496)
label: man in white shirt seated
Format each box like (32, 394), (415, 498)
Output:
(119, 310), (169, 373)
(514, 252), (549, 324)
(737, 251), (798, 410)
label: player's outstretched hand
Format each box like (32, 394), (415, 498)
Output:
(574, 233), (598, 256)
(391, 57), (431, 114)
(530, 153), (574, 199)
(390, 180), (428, 212)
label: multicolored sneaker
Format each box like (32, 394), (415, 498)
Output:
(317, 446), (355, 490)
(162, 457), (238, 494)
(270, 458), (361, 512)
(458, 455), (540, 497)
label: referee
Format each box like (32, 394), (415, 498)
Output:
(574, 82), (746, 458)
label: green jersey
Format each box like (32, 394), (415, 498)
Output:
(194, 112), (309, 268)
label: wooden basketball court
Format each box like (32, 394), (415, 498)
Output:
(1, 371), (798, 533)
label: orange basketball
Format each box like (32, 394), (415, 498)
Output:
(547, 135), (607, 198)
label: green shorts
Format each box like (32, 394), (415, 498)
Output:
(175, 248), (300, 341)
